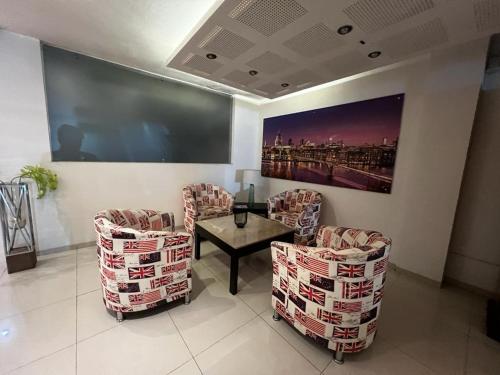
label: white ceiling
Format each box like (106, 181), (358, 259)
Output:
(0, 0), (262, 100)
(1, 0), (499, 101)
(169, 0), (500, 98)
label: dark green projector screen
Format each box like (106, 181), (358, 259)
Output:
(42, 45), (232, 163)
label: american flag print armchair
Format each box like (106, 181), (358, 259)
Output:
(183, 183), (234, 235)
(267, 189), (322, 246)
(271, 225), (391, 364)
(94, 209), (193, 321)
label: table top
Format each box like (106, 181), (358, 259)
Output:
(195, 213), (294, 250)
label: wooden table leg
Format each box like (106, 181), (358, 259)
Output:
(229, 255), (239, 295)
(195, 231), (201, 260)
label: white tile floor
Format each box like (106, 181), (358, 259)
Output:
(0, 242), (499, 375)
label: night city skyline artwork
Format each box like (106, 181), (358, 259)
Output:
(261, 94), (405, 193)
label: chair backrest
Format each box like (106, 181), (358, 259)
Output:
(94, 209), (174, 240)
(184, 183), (230, 207)
(316, 225), (389, 251)
(279, 189), (322, 213)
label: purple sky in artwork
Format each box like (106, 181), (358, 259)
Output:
(263, 94), (405, 146)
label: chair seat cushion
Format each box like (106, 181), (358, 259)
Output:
(197, 206), (231, 220)
(270, 211), (300, 228)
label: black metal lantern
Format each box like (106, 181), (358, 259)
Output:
(233, 204), (248, 228)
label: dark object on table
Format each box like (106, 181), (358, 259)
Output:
(233, 204), (248, 228)
(487, 299), (500, 342)
(234, 202), (268, 217)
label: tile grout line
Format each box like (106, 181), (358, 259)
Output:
(197, 253), (326, 372)
(194, 315), (261, 359)
(3, 343), (76, 375)
(256, 311), (328, 373)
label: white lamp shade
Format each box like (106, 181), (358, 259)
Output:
(242, 169), (261, 185)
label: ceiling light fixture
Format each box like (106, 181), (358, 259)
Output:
(337, 25), (353, 35)
(249, 70), (258, 76)
(206, 53), (217, 60)
(281, 83), (290, 88)
(368, 51), (381, 58)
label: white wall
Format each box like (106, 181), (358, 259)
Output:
(0, 30), (260, 253)
(445, 68), (500, 295)
(0, 29), (491, 284)
(257, 38), (489, 282)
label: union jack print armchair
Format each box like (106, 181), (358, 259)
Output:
(94, 209), (193, 321)
(271, 225), (391, 364)
(183, 183), (234, 235)
(267, 189), (322, 245)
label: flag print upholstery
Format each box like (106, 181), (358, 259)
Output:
(94, 209), (192, 314)
(267, 189), (322, 245)
(183, 183), (234, 234)
(271, 225), (391, 355)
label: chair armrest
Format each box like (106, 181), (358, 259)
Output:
(267, 193), (283, 215)
(221, 190), (234, 211)
(159, 212), (175, 232)
(182, 188), (198, 217)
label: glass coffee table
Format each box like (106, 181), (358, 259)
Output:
(194, 213), (295, 295)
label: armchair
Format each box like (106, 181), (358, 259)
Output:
(267, 189), (321, 245)
(94, 209), (192, 321)
(183, 183), (234, 235)
(271, 225), (391, 363)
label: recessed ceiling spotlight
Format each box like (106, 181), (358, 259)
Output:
(206, 53), (217, 60)
(368, 51), (381, 58)
(281, 83), (290, 88)
(249, 70), (258, 76)
(337, 25), (353, 35)
(360, 40), (366, 45)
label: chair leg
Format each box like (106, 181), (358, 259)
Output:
(116, 311), (124, 323)
(272, 309), (281, 321)
(184, 293), (191, 305)
(333, 350), (344, 365)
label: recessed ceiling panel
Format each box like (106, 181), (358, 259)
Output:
(224, 70), (259, 85)
(283, 23), (344, 57)
(230, 0), (307, 36)
(344, 0), (435, 32)
(167, 0), (500, 99)
(182, 54), (222, 74)
(199, 26), (255, 59)
(473, 0), (500, 32)
(379, 18), (449, 58)
(247, 51), (294, 74)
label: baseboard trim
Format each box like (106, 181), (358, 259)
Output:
(443, 276), (500, 299)
(388, 262), (442, 288)
(38, 226), (188, 256)
(38, 241), (95, 255)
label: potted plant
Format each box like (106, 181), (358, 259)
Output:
(0, 165), (58, 273)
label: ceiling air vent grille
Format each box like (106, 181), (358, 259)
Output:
(199, 26), (255, 59)
(231, 0), (307, 36)
(344, 0), (435, 32)
(473, 0), (500, 32)
(284, 23), (344, 57)
(379, 18), (449, 58)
